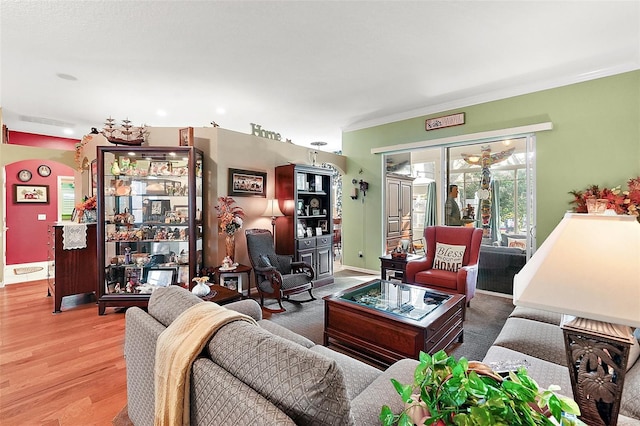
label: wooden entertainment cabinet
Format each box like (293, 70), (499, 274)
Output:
(275, 164), (334, 286)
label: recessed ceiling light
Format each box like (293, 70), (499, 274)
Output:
(56, 73), (77, 81)
(157, 109), (167, 117)
(310, 141), (328, 147)
(63, 128), (74, 135)
(216, 107), (226, 115)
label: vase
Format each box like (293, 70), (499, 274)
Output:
(82, 210), (97, 223)
(225, 234), (236, 263)
(191, 282), (210, 297)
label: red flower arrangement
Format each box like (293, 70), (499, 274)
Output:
(75, 195), (97, 211)
(214, 196), (245, 236)
(569, 176), (640, 221)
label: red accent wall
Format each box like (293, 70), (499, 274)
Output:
(8, 131), (77, 150)
(5, 131), (79, 265)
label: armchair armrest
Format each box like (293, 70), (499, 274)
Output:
(457, 264), (478, 299)
(254, 265), (285, 294)
(291, 261), (315, 280)
(405, 257), (431, 283)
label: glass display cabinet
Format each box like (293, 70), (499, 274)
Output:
(96, 146), (204, 314)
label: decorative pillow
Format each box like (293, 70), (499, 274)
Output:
(433, 243), (466, 272)
(507, 237), (526, 250)
(258, 254), (273, 268)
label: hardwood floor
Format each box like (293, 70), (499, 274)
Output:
(0, 280), (127, 425)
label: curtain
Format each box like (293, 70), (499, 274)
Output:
(490, 179), (501, 243)
(424, 182), (437, 228)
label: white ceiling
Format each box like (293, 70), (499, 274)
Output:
(1, 1), (639, 153)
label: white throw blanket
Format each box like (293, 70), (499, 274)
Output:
(154, 302), (257, 426)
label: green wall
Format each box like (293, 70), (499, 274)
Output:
(342, 70), (640, 271)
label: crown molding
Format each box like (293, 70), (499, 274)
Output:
(343, 63), (640, 133)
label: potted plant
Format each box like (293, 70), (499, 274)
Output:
(380, 350), (586, 426)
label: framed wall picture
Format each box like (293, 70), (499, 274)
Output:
(296, 173), (307, 190)
(143, 199), (172, 222)
(13, 184), (49, 204)
(179, 127), (194, 146)
(145, 267), (177, 287)
(222, 275), (240, 290)
(228, 168), (267, 197)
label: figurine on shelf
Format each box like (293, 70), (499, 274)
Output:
(111, 161), (121, 176)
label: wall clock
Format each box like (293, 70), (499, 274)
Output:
(37, 164), (51, 177)
(18, 169), (32, 182)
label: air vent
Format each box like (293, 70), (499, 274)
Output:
(19, 115), (75, 128)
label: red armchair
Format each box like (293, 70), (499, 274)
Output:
(405, 226), (483, 314)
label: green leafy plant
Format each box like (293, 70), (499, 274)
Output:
(380, 350), (586, 426)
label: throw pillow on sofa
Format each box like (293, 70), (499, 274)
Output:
(507, 237), (527, 250)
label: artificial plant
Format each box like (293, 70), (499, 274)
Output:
(380, 350), (586, 426)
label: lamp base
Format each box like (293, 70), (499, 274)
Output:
(561, 318), (634, 426)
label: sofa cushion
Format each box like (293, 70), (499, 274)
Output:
(257, 319), (315, 348)
(482, 346), (572, 395)
(309, 345), (382, 399)
(622, 355), (640, 420)
(414, 269), (458, 291)
(350, 359), (419, 425)
(509, 306), (561, 326)
(148, 285), (203, 327)
(191, 358), (296, 425)
(492, 317), (567, 366)
(207, 321), (353, 425)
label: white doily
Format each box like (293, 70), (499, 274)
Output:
(63, 223), (88, 250)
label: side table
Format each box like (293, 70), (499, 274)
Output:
(201, 284), (243, 305)
(379, 253), (424, 282)
(211, 264), (252, 297)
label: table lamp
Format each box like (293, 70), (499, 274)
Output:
(513, 212), (640, 426)
(261, 199), (284, 240)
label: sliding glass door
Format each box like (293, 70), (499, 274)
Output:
(384, 134), (536, 295)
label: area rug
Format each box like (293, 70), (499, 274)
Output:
(265, 271), (515, 362)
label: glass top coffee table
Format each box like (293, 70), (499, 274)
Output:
(323, 279), (465, 367)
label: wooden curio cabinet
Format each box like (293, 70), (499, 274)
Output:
(96, 146), (204, 314)
(275, 164), (334, 286)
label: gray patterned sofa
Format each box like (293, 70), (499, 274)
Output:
(482, 305), (640, 425)
(124, 285), (418, 425)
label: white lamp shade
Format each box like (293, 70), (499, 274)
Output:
(513, 213), (640, 328)
(262, 199), (284, 218)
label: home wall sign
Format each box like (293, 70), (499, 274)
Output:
(250, 123), (291, 143)
(425, 112), (465, 131)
